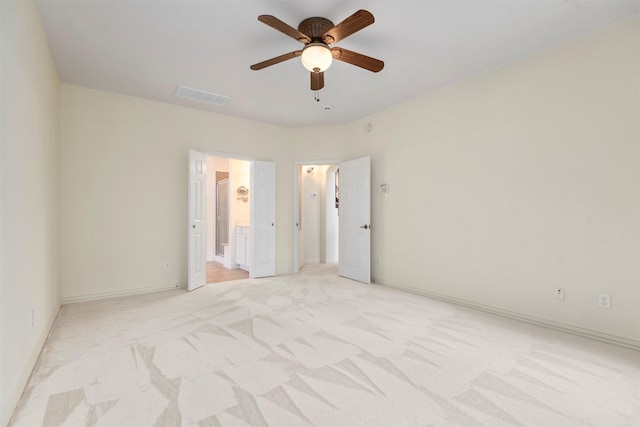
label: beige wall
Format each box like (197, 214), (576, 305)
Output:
(325, 165), (340, 264)
(346, 17), (639, 345)
(0, 1), (61, 424)
(228, 158), (250, 266)
(229, 159), (251, 228)
(301, 165), (322, 264)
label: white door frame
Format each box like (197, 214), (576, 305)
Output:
(292, 159), (342, 274)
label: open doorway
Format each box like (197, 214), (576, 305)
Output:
(292, 156), (371, 283)
(205, 155), (251, 284)
(293, 163), (340, 272)
(189, 150), (276, 290)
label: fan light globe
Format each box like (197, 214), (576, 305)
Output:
(301, 43), (333, 73)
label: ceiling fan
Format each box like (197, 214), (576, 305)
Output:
(250, 9), (384, 92)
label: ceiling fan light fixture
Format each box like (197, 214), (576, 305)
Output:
(301, 43), (332, 72)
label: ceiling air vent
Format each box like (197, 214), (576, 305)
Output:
(174, 85), (230, 106)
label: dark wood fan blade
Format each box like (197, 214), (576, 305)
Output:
(311, 71), (324, 90)
(331, 48), (384, 72)
(258, 15), (311, 44)
(322, 10), (374, 44)
(250, 50), (302, 70)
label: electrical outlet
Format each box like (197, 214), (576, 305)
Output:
(163, 262), (170, 270)
(598, 293), (611, 309)
(555, 288), (565, 301)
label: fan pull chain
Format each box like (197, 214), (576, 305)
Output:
(314, 91), (320, 102)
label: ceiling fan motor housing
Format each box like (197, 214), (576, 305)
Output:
(298, 17), (334, 43)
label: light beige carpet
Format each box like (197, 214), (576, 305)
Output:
(10, 264), (640, 426)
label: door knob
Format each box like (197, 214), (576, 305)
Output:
(360, 224), (370, 229)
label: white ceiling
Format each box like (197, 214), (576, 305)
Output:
(35, 1), (638, 127)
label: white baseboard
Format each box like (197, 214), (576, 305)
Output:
(377, 279), (640, 350)
(62, 282), (186, 304)
(1, 305), (60, 427)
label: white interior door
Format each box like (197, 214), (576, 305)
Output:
(339, 156), (371, 284)
(188, 149), (207, 291)
(251, 160), (276, 278)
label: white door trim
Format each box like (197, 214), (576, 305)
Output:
(202, 150), (255, 161)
